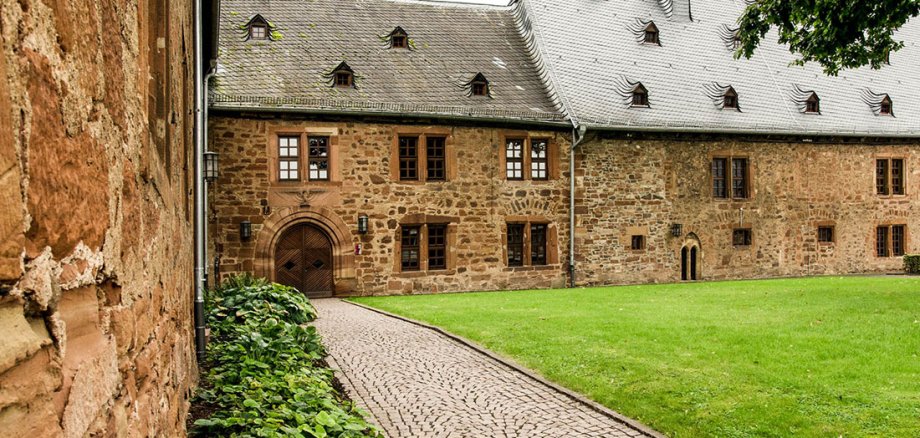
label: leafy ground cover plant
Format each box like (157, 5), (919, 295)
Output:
(191, 274), (380, 437)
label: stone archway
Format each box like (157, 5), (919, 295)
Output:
(254, 206), (356, 295)
(680, 233), (702, 281)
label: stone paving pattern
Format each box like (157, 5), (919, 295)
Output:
(312, 299), (654, 438)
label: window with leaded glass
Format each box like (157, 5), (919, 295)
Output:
(712, 158), (727, 198)
(426, 137), (446, 181)
(876, 226), (890, 257)
(307, 136), (329, 181)
(892, 225), (905, 256)
(507, 224), (525, 266)
(401, 226), (420, 271)
(531, 139), (549, 180)
(505, 139), (524, 180)
(891, 159), (905, 195)
(877, 158), (906, 196)
(732, 228), (752, 246)
(278, 135), (300, 181)
(399, 136), (418, 181)
(531, 224), (547, 265)
(731, 158), (748, 198)
(428, 225), (447, 270)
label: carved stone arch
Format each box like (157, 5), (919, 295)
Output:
(254, 206), (356, 294)
(680, 233), (702, 281)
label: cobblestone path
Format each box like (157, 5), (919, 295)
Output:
(312, 299), (658, 438)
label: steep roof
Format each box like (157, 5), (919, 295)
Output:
(210, 0), (564, 124)
(517, 0), (920, 137)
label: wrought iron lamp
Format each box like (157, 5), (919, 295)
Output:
(357, 214), (369, 234)
(204, 151), (219, 182)
(239, 220), (252, 241)
(670, 223), (683, 237)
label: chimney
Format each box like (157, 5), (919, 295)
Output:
(671, 0), (692, 22)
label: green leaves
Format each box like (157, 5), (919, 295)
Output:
(190, 276), (380, 437)
(736, 0), (920, 75)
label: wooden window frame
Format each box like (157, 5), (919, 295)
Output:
(505, 138), (525, 180)
(471, 81), (488, 96)
(307, 135), (330, 181)
(391, 130), (453, 183)
(334, 71), (353, 88)
(876, 157), (907, 197)
(530, 138), (549, 180)
(504, 219), (557, 268)
(394, 221), (457, 274)
(250, 24), (268, 40)
(267, 127), (340, 186)
(398, 136), (419, 181)
(498, 134), (558, 182)
(877, 224), (907, 257)
(506, 223), (525, 267)
(805, 94), (820, 114)
(632, 89), (649, 107)
(723, 89), (738, 109)
(400, 225), (421, 271)
(712, 155), (751, 200)
(427, 224), (448, 270)
(277, 135), (301, 182)
(391, 34), (407, 49)
(530, 224), (548, 266)
(732, 228), (752, 247)
(643, 23), (660, 45)
(426, 136), (446, 182)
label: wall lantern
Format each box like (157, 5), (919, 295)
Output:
(357, 214), (369, 234)
(670, 223), (683, 237)
(204, 151), (219, 182)
(239, 220), (252, 241)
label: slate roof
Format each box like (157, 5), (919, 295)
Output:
(518, 0), (920, 137)
(210, 0), (565, 123)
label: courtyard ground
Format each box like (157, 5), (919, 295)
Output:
(352, 276), (920, 437)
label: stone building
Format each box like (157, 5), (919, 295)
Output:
(209, 0), (919, 296)
(0, 0), (210, 435)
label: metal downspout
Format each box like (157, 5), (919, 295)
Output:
(569, 125), (586, 288)
(193, 0), (206, 364)
(203, 70), (215, 291)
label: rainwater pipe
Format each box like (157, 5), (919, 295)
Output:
(203, 69), (215, 292)
(193, 0), (206, 364)
(568, 124), (587, 288)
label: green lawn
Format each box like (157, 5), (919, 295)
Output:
(351, 277), (920, 437)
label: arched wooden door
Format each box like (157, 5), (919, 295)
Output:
(274, 224), (333, 298)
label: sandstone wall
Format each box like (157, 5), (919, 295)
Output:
(208, 115), (571, 295)
(0, 0), (197, 435)
(574, 135), (919, 285)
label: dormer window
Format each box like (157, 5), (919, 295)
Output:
(245, 15), (272, 41)
(469, 73), (490, 97)
(643, 22), (660, 45)
(732, 33), (742, 50)
(389, 26), (409, 49)
(805, 93), (820, 114)
(723, 87), (738, 109)
(631, 84), (649, 107)
(331, 62), (355, 88)
(880, 95), (893, 115)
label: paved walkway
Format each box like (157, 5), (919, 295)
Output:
(312, 299), (658, 438)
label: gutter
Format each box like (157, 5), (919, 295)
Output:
(579, 123), (920, 139)
(568, 124), (586, 288)
(193, 0), (206, 364)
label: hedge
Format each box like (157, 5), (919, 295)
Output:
(905, 254), (920, 274)
(191, 274), (380, 437)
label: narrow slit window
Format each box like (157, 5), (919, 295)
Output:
(428, 225), (447, 270)
(507, 224), (525, 267)
(505, 139), (524, 180)
(531, 224), (547, 266)
(401, 226), (421, 271)
(278, 135), (300, 181)
(426, 136), (446, 181)
(732, 228), (752, 247)
(399, 136), (419, 181)
(531, 139), (549, 180)
(307, 136), (329, 181)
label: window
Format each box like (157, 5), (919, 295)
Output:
(278, 135), (300, 181)
(877, 158), (905, 196)
(712, 157), (749, 199)
(426, 136), (446, 181)
(818, 226), (834, 243)
(400, 226), (421, 271)
(631, 235), (646, 251)
(250, 24), (267, 40)
(643, 22), (659, 44)
(399, 136), (419, 181)
(732, 33), (742, 50)
(805, 93), (820, 113)
(389, 27), (408, 49)
(335, 71), (353, 87)
(723, 88), (738, 109)
(531, 224), (547, 266)
(507, 224), (525, 267)
(878, 225), (907, 257)
(632, 84), (649, 107)
(732, 228), (752, 247)
(505, 139), (524, 180)
(428, 225), (447, 270)
(469, 73), (490, 97)
(880, 96), (893, 115)
(531, 139), (548, 180)
(307, 136), (329, 181)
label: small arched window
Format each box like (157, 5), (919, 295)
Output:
(389, 26), (408, 49)
(880, 95), (893, 115)
(469, 73), (490, 97)
(643, 22), (660, 45)
(631, 83), (649, 107)
(805, 92), (820, 114)
(723, 87), (738, 109)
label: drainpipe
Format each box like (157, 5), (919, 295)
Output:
(203, 70), (215, 291)
(193, 0), (206, 364)
(568, 125), (586, 288)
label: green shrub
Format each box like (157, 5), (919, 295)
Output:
(192, 275), (380, 438)
(904, 254), (920, 274)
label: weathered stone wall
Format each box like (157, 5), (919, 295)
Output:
(208, 115), (571, 295)
(574, 135), (919, 285)
(0, 0), (196, 435)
